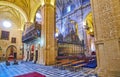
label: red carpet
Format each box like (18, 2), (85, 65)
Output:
(15, 72), (46, 77)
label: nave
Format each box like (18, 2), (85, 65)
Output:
(0, 0), (120, 76)
(0, 61), (97, 77)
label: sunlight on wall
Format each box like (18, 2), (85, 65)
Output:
(50, 0), (55, 6)
(41, 0), (45, 6)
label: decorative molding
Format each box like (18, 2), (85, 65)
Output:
(40, 3), (55, 10)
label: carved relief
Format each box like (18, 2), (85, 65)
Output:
(98, 0), (118, 40)
(100, 0), (112, 13)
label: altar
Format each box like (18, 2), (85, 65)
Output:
(8, 55), (14, 61)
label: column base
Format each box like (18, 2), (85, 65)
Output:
(96, 67), (107, 77)
(107, 70), (120, 77)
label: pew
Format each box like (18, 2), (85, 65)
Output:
(71, 63), (86, 72)
(54, 59), (76, 68)
(53, 59), (69, 68)
(62, 60), (85, 70)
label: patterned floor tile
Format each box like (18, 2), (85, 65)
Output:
(0, 61), (98, 77)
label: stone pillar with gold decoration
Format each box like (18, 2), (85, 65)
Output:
(91, 0), (120, 77)
(40, 2), (57, 65)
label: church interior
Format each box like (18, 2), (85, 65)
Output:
(0, 0), (120, 77)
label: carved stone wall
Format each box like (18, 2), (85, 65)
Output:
(91, 0), (120, 77)
(0, 23), (23, 60)
(40, 4), (57, 65)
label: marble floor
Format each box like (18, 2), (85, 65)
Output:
(0, 61), (97, 77)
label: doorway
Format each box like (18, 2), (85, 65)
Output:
(34, 50), (38, 63)
(6, 45), (17, 61)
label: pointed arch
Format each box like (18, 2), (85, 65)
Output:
(30, 0), (45, 22)
(30, 0), (56, 23)
(6, 45), (17, 59)
(84, 12), (94, 35)
(30, 4), (41, 23)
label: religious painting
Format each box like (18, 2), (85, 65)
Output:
(11, 37), (16, 43)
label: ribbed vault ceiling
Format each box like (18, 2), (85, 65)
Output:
(0, 5), (25, 29)
(56, 0), (83, 18)
(0, 0), (55, 30)
(0, 0), (44, 30)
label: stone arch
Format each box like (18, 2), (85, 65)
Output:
(30, 4), (41, 22)
(83, 12), (96, 55)
(0, 1), (28, 22)
(6, 45), (17, 59)
(84, 12), (94, 35)
(31, 0), (56, 22)
(83, 8), (91, 20)
(32, 5), (42, 23)
(6, 45), (17, 52)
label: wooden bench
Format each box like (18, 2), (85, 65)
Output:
(56, 60), (74, 68)
(71, 63), (86, 72)
(62, 60), (85, 70)
(53, 59), (70, 68)
(59, 59), (77, 69)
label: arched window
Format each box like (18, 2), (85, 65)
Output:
(35, 11), (42, 24)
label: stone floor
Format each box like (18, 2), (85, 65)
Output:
(0, 61), (97, 77)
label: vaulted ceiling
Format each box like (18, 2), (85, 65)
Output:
(0, 5), (25, 29)
(56, 0), (89, 18)
(0, 0), (55, 30)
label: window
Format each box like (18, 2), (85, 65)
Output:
(63, 4), (75, 15)
(1, 31), (10, 40)
(67, 6), (71, 13)
(11, 37), (16, 43)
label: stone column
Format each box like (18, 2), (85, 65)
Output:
(23, 22), (33, 61)
(40, 3), (57, 65)
(91, 0), (120, 77)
